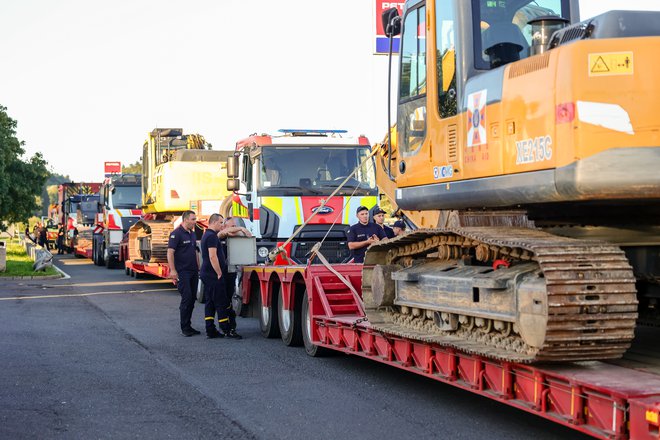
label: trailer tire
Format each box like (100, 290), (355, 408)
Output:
(97, 244), (105, 266)
(259, 283), (280, 339)
(279, 284), (303, 346)
(125, 266), (130, 276)
(231, 276), (248, 318)
(302, 290), (329, 357)
(196, 279), (205, 304)
(105, 256), (116, 269)
(92, 240), (98, 265)
(104, 247), (116, 269)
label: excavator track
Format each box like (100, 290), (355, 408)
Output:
(127, 219), (173, 263)
(362, 227), (638, 363)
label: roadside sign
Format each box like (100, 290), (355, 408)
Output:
(374, 0), (403, 55)
(104, 161), (121, 175)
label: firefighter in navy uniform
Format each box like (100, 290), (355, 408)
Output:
(167, 210), (201, 337)
(56, 224), (65, 254)
(201, 214), (243, 339)
(347, 205), (386, 264)
(372, 206), (395, 239)
(218, 216), (252, 335)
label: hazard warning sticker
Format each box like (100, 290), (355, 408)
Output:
(588, 52), (634, 77)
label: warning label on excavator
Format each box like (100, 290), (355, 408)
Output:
(588, 52), (633, 77)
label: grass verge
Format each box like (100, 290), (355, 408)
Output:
(0, 239), (59, 277)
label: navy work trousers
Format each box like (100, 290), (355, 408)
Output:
(177, 271), (198, 332)
(202, 275), (231, 334)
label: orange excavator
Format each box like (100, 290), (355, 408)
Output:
(366, 0), (660, 363)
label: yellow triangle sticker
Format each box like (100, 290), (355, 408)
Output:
(588, 52), (634, 77)
(590, 56), (610, 73)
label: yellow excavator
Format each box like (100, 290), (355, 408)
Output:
(127, 128), (233, 264)
(365, 0), (660, 363)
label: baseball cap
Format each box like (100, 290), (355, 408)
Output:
(356, 205), (369, 214)
(373, 207), (387, 215)
(393, 220), (405, 229)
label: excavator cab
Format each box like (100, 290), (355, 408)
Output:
(383, 0), (576, 183)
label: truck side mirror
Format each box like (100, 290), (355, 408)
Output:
(227, 178), (239, 191)
(227, 156), (238, 178)
(382, 7), (401, 37)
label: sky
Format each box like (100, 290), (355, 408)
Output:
(1, 0), (660, 182)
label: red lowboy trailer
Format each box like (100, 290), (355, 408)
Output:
(237, 263), (660, 440)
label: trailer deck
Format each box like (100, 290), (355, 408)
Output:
(241, 263), (660, 440)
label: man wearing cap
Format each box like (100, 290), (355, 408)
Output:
(347, 205), (386, 264)
(372, 207), (395, 239)
(392, 220), (406, 237)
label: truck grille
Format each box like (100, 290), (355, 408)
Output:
(292, 241), (350, 264)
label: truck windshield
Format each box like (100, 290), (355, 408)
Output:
(258, 146), (377, 196)
(111, 185), (141, 208)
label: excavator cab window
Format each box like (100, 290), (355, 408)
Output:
(398, 4), (427, 155)
(473, 0), (569, 69)
(437, 2), (457, 118)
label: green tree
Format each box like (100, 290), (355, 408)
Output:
(0, 105), (49, 230)
(122, 160), (141, 174)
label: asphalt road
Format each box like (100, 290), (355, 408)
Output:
(0, 255), (591, 439)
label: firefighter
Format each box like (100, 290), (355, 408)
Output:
(167, 210), (201, 337)
(56, 224), (65, 254)
(200, 214), (242, 339)
(218, 216), (252, 336)
(372, 206), (395, 239)
(347, 206), (386, 264)
(392, 220), (406, 237)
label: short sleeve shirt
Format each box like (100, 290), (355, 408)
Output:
(383, 225), (395, 239)
(347, 222), (386, 264)
(167, 226), (197, 273)
(200, 229), (227, 277)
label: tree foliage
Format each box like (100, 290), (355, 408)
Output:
(122, 160), (141, 174)
(0, 105), (49, 230)
(41, 172), (69, 216)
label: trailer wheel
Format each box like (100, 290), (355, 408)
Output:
(231, 276), (247, 318)
(97, 244), (105, 266)
(104, 247), (116, 269)
(124, 266), (130, 276)
(302, 290), (329, 357)
(92, 240), (98, 265)
(196, 279), (205, 304)
(260, 283), (280, 339)
(279, 285), (303, 346)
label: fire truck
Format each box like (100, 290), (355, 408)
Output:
(92, 174), (142, 268)
(225, 129), (379, 265)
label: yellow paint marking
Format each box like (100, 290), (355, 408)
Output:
(0, 287), (177, 301)
(295, 197), (303, 224)
(262, 197), (284, 217)
(571, 387), (575, 416)
(534, 377), (538, 402)
(588, 52), (633, 77)
(59, 260), (94, 266)
(53, 280), (173, 288)
(647, 410), (659, 425)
